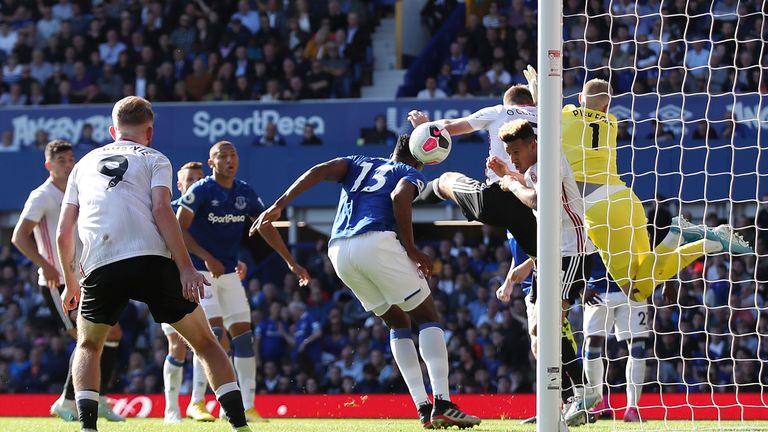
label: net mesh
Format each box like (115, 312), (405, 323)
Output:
(561, 0), (768, 428)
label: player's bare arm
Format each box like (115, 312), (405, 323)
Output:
(153, 187), (209, 303)
(12, 218), (60, 288)
(56, 203), (80, 311)
(496, 258), (535, 303)
(500, 176), (537, 209)
(392, 178), (432, 279)
(407, 110), (477, 136)
(251, 158), (350, 228)
(176, 206), (226, 277)
(251, 220), (310, 286)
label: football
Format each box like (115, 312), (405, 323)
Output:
(409, 122), (452, 165)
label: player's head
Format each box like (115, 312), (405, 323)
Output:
(580, 79), (611, 112)
(177, 161), (204, 194)
(503, 84), (534, 106)
(391, 134), (423, 170)
(209, 140), (239, 178)
(44, 139), (75, 180)
(499, 119), (537, 172)
(109, 96), (154, 146)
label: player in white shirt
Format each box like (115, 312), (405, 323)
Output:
(488, 119), (601, 427)
(11, 140), (124, 423)
(410, 85), (538, 258)
(56, 96), (252, 432)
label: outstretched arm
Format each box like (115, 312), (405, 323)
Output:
(254, 219), (310, 286)
(407, 110), (478, 136)
(249, 157), (349, 232)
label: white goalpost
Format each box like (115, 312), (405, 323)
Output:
(536, 0), (564, 431)
(544, 0), (768, 430)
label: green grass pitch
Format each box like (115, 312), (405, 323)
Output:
(2, 418), (768, 432)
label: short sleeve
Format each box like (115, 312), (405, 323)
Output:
(62, 164), (80, 207)
(466, 105), (503, 131)
(150, 154), (173, 191)
(179, 180), (209, 214)
(19, 189), (48, 223)
(401, 167), (426, 193)
(248, 186), (265, 218)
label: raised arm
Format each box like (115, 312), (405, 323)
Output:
(249, 157), (349, 231)
(500, 176), (537, 210)
(152, 186), (209, 303)
(392, 178), (432, 279)
(407, 110), (479, 136)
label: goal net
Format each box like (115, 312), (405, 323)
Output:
(561, 0), (768, 428)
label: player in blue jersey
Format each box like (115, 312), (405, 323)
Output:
(251, 136), (481, 430)
(178, 141), (309, 423)
(582, 253), (649, 422)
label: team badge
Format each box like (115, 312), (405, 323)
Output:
(235, 196), (247, 210)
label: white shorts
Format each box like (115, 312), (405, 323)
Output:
(161, 323), (177, 336)
(584, 291), (649, 342)
(328, 231), (430, 316)
(199, 271), (251, 329)
(524, 293), (537, 338)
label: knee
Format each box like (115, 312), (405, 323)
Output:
(77, 338), (103, 354)
(230, 332), (254, 358)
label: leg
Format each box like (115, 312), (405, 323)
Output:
(379, 305), (430, 408)
(163, 325), (186, 423)
(172, 307), (248, 430)
(187, 275), (222, 419)
(97, 324), (125, 422)
(73, 316), (111, 432)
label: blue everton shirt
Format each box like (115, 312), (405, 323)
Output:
(330, 155), (425, 242)
(507, 234), (533, 295)
(588, 253), (623, 294)
(179, 176), (264, 272)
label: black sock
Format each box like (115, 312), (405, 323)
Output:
(219, 390), (247, 428)
(76, 391), (99, 430)
(413, 180), (444, 205)
(63, 350), (76, 400)
(100, 344), (119, 394)
(561, 334), (584, 388)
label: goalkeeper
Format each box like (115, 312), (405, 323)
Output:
(523, 66), (752, 301)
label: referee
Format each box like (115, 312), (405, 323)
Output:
(57, 96), (251, 432)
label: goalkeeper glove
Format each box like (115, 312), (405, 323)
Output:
(523, 65), (538, 105)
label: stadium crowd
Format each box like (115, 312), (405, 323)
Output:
(0, 209), (766, 396)
(416, 0), (768, 98)
(0, 0), (380, 108)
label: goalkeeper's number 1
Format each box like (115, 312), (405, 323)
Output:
(589, 123), (600, 149)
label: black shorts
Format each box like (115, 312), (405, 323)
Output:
(452, 178), (537, 256)
(40, 284), (76, 332)
(530, 253), (593, 305)
(80, 256), (197, 326)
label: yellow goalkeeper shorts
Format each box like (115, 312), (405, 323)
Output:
(584, 185), (651, 288)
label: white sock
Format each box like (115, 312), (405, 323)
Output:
(418, 324), (451, 402)
(190, 355), (207, 405)
(584, 346), (604, 397)
(163, 355), (183, 413)
(389, 329), (429, 407)
(704, 239), (724, 253)
(233, 356), (256, 409)
(626, 354), (646, 408)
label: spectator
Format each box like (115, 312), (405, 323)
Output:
(253, 122), (287, 146)
(289, 301), (322, 375)
(184, 57), (213, 101)
(301, 123), (323, 145)
(260, 79), (283, 102)
(232, 0), (261, 34)
(98, 29), (126, 66)
(203, 79), (230, 101)
(78, 123), (102, 148)
(485, 60), (512, 94)
(0, 130), (18, 152)
(417, 77), (447, 99)
(169, 14), (196, 56)
(482, 2), (502, 29)
(358, 115), (397, 146)
(646, 119), (675, 142)
(691, 120), (719, 140)
(0, 83), (27, 106)
(305, 60), (333, 99)
(0, 20), (18, 56)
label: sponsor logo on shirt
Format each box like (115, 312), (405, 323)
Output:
(207, 213), (246, 224)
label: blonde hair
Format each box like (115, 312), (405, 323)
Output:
(582, 79), (611, 111)
(111, 96), (154, 128)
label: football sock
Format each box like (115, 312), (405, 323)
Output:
(100, 342), (119, 394)
(190, 355), (207, 404)
(626, 340), (647, 408)
(76, 389), (99, 430)
(584, 344), (604, 397)
(418, 323), (451, 402)
(231, 332), (256, 410)
(215, 382), (247, 428)
(413, 180), (445, 205)
(390, 328), (429, 406)
(163, 355), (184, 413)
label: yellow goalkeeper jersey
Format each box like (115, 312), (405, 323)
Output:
(561, 104), (625, 186)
